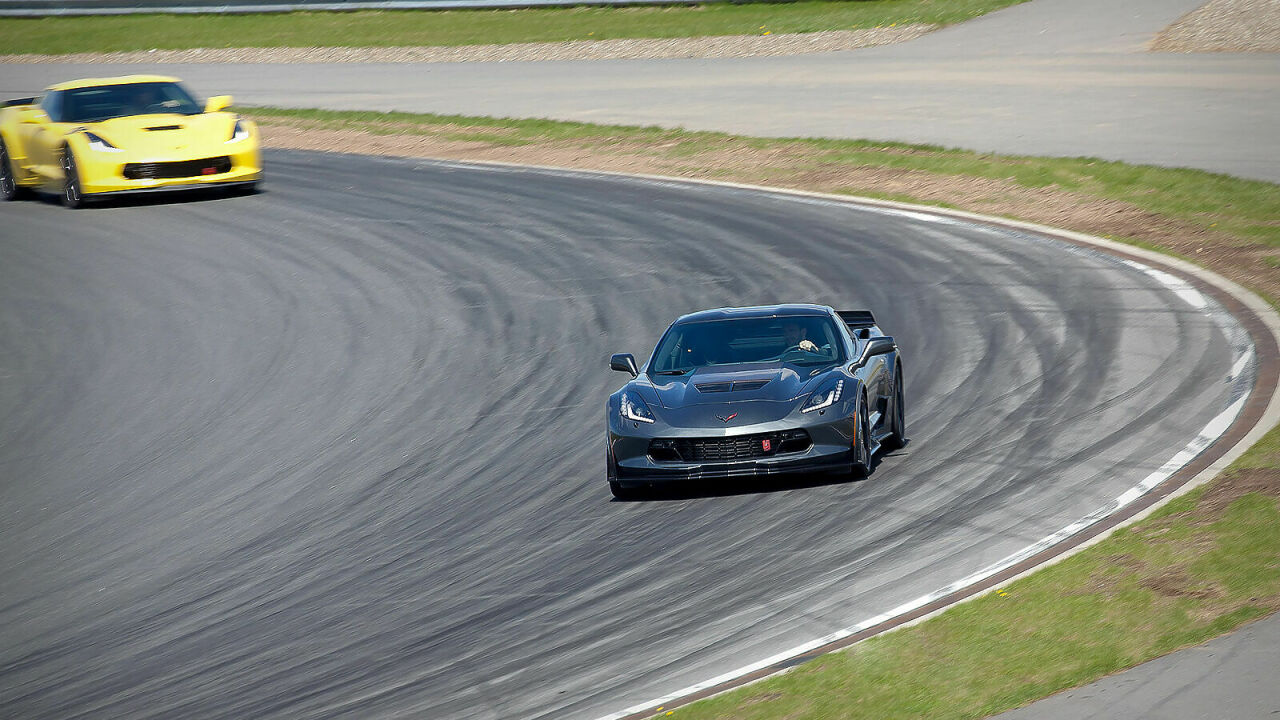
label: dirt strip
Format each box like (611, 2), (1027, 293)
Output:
(1151, 0), (1280, 52)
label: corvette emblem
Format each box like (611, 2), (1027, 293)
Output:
(716, 413), (738, 423)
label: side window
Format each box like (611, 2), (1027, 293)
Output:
(40, 91), (62, 122)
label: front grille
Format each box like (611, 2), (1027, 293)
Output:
(123, 156), (231, 180)
(650, 430), (811, 463)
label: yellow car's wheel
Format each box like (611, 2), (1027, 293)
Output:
(0, 138), (19, 202)
(61, 146), (84, 209)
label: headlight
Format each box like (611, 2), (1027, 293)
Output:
(801, 379), (844, 414)
(84, 131), (122, 153)
(227, 119), (249, 143)
(620, 391), (656, 424)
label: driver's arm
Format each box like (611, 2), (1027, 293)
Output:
(798, 340), (819, 352)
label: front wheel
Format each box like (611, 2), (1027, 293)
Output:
(852, 396), (872, 478)
(61, 147), (84, 209)
(0, 138), (20, 201)
(609, 480), (640, 501)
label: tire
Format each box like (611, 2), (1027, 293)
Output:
(61, 146), (84, 209)
(0, 138), (20, 201)
(227, 181), (260, 197)
(883, 363), (907, 450)
(852, 394), (872, 478)
(609, 480), (639, 501)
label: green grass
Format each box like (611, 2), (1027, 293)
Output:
(0, 0), (1026, 54)
(238, 103), (1280, 720)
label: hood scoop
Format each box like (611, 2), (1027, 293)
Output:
(146, 125), (183, 131)
(695, 379), (772, 393)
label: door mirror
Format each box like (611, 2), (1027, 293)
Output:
(204, 95), (233, 113)
(24, 108), (49, 124)
(853, 336), (895, 369)
(610, 353), (639, 377)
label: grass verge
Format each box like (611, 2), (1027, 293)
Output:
(239, 104), (1280, 719)
(0, 0), (1025, 54)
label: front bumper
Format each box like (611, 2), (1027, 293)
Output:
(76, 143), (261, 196)
(609, 416), (858, 486)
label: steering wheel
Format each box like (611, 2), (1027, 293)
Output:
(778, 346), (811, 361)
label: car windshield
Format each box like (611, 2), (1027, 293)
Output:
(650, 315), (844, 374)
(59, 82), (202, 123)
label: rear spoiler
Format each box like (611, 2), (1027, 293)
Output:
(836, 310), (876, 329)
(3, 97), (36, 108)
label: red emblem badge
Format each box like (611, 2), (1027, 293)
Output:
(761, 438), (772, 452)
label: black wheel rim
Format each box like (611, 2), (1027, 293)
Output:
(63, 151), (80, 205)
(0, 145), (13, 197)
(895, 376), (904, 434)
(860, 404), (870, 465)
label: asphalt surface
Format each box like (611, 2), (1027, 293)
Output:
(5, 0), (1279, 181)
(0, 150), (1253, 719)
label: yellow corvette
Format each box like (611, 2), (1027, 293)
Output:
(0, 75), (261, 208)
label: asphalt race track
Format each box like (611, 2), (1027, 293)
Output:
(0, 150), (1255, 719)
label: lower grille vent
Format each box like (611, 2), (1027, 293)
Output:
(649, 430), (811, 462)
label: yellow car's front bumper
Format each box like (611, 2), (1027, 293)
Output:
(74, 138), (261, 196)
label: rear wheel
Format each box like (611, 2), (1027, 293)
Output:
(884, 363), (907, 450)
(61, 146), (84, 209)
(0, 138), (20, 201)
(852, 395), (872, 478)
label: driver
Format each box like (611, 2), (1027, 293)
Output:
(782, 320), (819, 353)
(134, 84), (167, 114)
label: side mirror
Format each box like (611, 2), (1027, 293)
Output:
(610, 353), (639, 378)
(853, 336), (896, 369)
(24, 108), (49, 124)
(204, 95), (233, 113)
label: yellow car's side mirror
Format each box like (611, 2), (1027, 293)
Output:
(24, 108), (50, 124)
(204, 95), (233, 113)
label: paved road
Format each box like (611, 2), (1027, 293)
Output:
(0, 151), (1253, 719)
(4, 0), (1279, 181)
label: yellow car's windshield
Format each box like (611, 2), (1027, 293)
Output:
(57, 82), (202, 123)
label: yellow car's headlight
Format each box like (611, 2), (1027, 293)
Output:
(227, 119), (250, 143)
(84, 131), (123, 153)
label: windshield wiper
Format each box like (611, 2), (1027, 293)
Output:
(653, 369), (690, 375)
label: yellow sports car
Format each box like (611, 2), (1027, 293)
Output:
(0, 75), (261, 208)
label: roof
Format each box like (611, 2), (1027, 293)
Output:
(47, 75), (183, 92)
(674, 304), (835, 324)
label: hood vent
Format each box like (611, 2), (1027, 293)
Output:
(146, 125), (183, 131)
(695, 379), (771, 393)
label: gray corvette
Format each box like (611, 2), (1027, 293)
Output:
(606, 304), (905, 499)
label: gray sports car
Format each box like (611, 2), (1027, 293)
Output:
(606, 304), (905, 499)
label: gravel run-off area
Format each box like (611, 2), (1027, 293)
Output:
(0, 25), (933, 64)
(1152, 0), (1280, 52)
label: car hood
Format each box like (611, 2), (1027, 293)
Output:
(648, 363), (827, 409)
(79, 112), (235, 154)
